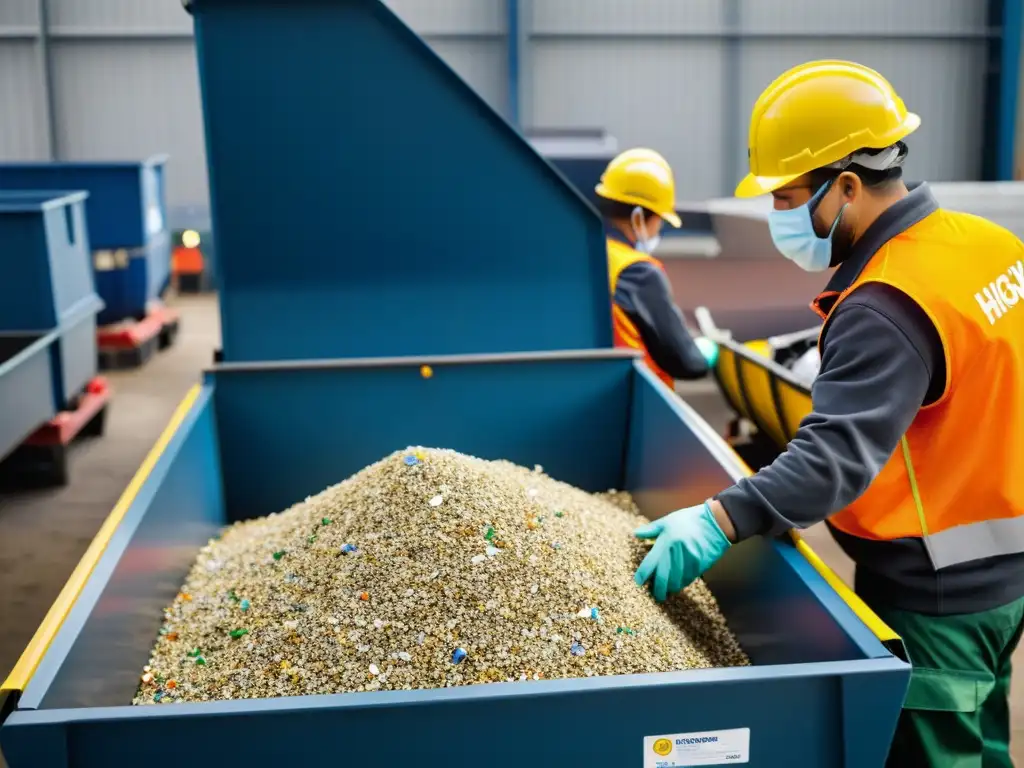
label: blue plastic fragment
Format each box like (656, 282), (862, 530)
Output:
(590, 607), (599, 620)
(570, 642), (585, 657)
(404, 455), (419, 466)
(240, 599), (251, 611)
(341, 544), (359, 555)
(451, 647), (468, 664)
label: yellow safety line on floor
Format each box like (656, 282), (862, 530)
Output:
(0, 383), (202, 695)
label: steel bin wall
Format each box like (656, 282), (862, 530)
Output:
(0, 334), (60, 464)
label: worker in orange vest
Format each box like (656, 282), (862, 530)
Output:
(594, 148), (718, 387)
(633, 61), (1024, 766)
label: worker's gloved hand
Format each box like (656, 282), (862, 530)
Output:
(633, 502), (731, 602)
(695, 336), (719, 368)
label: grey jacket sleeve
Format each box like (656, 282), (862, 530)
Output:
(715, 283), (939, 540)
(613, 261), (709, 381)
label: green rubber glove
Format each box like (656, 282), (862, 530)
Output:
(633, 502), (731, 602)
(695, 336), (719, 368)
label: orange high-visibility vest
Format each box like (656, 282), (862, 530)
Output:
(607, 237), (674, 388)
(814, 208), (1024, 570)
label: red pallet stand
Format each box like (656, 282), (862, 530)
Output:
(0, 377), (111, 487)
(97, 303), (181, 370)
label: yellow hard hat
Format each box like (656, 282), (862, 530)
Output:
(735, 60), (921, 198)
(596, 148), (681, 227)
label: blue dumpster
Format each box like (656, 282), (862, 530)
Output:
(0, 332), (59, 463)
(0, 157), (171, 324)
(0, 191), (103, 408)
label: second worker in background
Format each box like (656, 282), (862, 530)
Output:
(595, 148), (718, 386)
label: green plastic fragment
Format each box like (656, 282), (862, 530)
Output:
(555, 511), (564, 518)
(484, 526), (495, 541)
(321, 517), (332, 526)
(158, 627), (168, 636)
(615, 627), (636, 636)
(273, 550), (286, 561)
(195, 655), (207, 666)
(228, 589), (240, 602)
(308, 535), (318, 544)
(230, 628), (249, 639)
(188, 647), (202, 658)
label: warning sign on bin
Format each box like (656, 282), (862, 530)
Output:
(643, 727), (750, 766)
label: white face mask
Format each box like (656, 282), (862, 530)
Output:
(630, 207), (661, 254)
(767, 180), (846, 272)
(635, 235), (661, 254)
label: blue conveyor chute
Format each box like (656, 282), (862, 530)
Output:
(0, 1), (909, 766)
(193, 0), (610, 363)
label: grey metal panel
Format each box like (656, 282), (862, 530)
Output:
(531, 39), (727, 200)
(47, 0), (191, 33)
(50, 40), (209, 207)
(426, 38), (508, 113)
(738, 0), (987, 34)
(0, 42), (48, 160)
(737, 40), (986, 184)
(533, 0), (724, 34)
(383, 0), (504, 35)
(0, 0), (39, 29)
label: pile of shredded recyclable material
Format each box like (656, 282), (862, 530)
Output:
(134, 448), (748, 704)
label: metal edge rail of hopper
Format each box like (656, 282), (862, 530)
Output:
(0, 384), (202, 722)
(0, 358), (906, 736)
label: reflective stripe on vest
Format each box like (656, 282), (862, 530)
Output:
(606, 237), (674, 387)
(821, 208), (1024, 570)
(899, 436), (1024, 569)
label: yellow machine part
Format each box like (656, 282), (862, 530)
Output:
(712, 338), (812, 449)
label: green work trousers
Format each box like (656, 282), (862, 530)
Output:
(866, 596), (1024, 767)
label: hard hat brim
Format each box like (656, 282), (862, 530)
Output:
(734, 172), (802, 198)
(595, 184), (682, 227)
(660, 211), (682, 228)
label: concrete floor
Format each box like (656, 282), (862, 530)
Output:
(0, 294), (1021, 763)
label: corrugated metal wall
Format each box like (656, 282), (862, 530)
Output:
(0, 0), (508, 211)
(528, 0), (990, 199)
(0, 0), (1001, 206)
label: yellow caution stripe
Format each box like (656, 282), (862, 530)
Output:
(1, 384), (202, 695)
(789, 531), (901, 644)
(742, 339), (772, 358)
